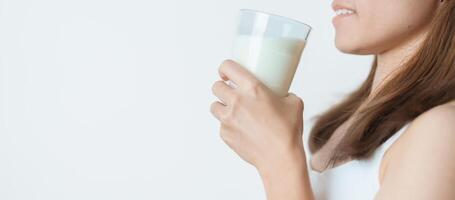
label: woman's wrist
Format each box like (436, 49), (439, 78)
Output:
(257, 142), (307, 175)
(257, 143), (314, 200)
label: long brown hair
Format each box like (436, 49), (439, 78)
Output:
(309, 1), (455, 166)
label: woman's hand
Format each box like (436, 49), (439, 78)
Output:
(210, 60), (306, 173)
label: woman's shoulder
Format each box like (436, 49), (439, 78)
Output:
(378, 100), (455, 196)
(406, 100), (455, 139)
(409, 101), (455, 130)
(386, 100), (455, 152)
(386, 100), (455, 161)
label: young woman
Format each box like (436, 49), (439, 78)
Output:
(210, 0), (455, 199)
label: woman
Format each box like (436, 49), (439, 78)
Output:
(210, 0), (455, 199)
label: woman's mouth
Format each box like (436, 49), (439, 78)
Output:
(332, 8), (357, 25)
(335, 8), (356, 16)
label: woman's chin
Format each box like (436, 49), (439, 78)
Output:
(335, 36), (385, 55)
(335, 41), (375, 55)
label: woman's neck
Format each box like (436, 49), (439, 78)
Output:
(370, 30), (429, 99)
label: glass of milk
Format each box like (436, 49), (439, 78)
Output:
(232, 9), (312, 97)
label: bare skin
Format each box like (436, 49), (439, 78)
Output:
(211, 61), (455, 200)
(312, 0), (437, 172)
(311, 20), (434, 172)
(211, 60), (455, 200)
(210, 0), (455, 199)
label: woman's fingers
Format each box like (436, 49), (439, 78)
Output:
(285, 92), (305, 111)
(218, 60), (258, 89)
(210, 101), (227, 121)
(212, 80), (235, 105)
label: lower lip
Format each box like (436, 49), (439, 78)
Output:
(332, 13), (356, 25)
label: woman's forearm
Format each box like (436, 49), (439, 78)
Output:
(257, 146), (314, 200)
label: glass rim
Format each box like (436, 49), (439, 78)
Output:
(239, 9), (313, 30)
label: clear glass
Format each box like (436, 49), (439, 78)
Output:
(232, 9), (312, 97)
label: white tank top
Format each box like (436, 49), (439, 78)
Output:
(309, 124), (410, 200)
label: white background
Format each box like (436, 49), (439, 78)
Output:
(0, 0), (372, 199)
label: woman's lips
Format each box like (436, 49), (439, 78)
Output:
(332, 8), (357, 26)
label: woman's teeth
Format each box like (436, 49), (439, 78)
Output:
(335, 9), (356, 16)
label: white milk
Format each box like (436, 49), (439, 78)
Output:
(232, 35), (306, 97)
